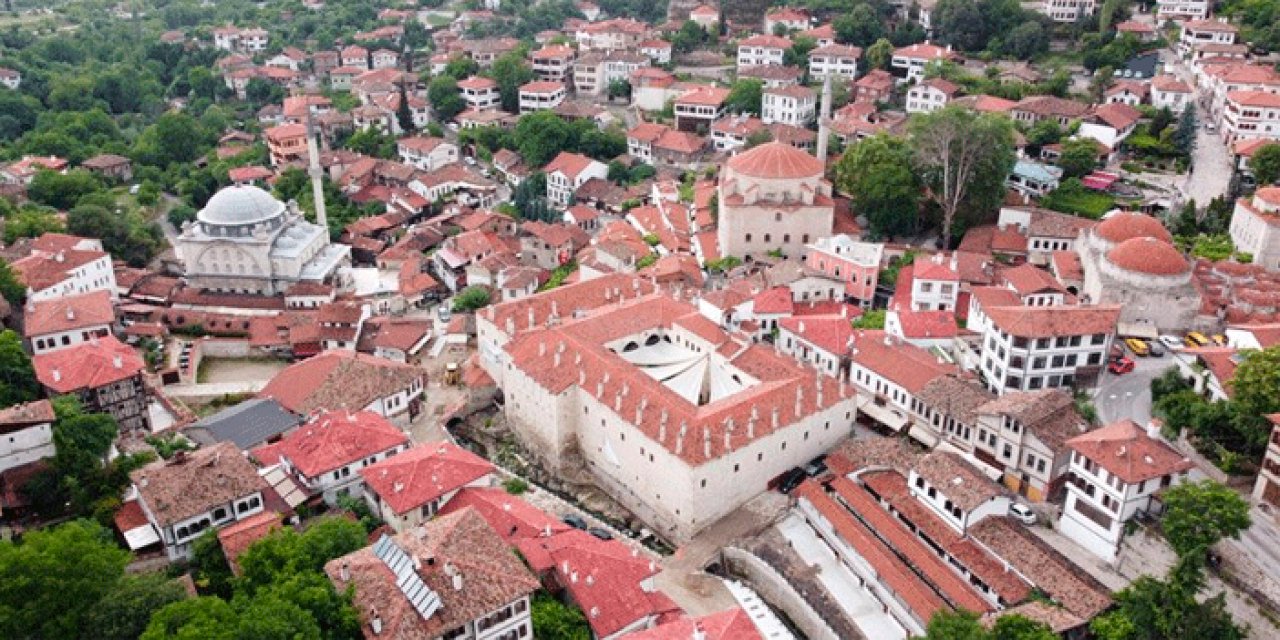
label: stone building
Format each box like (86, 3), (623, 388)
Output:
(1078, 212), (1201, 331)
(716, 142), (834, 259)
(175, 185), (351, 296)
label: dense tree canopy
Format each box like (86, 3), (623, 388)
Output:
(1161, 480), (1251, 558)
(909, 107), (1016, 245)
(0, 330), (39, 409)
(834, 134), (921, 239)
(1250, 142), (1280, 186)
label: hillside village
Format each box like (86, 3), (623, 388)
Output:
(2, 0), (1280, 638)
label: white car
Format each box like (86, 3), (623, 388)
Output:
(1009, 503), (1037, 525)
(1158, 335), (1183, 350)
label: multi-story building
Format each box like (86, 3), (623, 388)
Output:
(573, 51), (647, 96)
(9, 234), (116, 303)
(1178, 19), (1238, 57)
(737, 34), (791, 70)
(32, 335), (150, 431)
(0, 67), (20, 90)
(397, 136), (459, 172)
(891, 42), (958, 83)
(639, 39), (673, 65)
(717, 142), (834, 258)
(458, 76), (502, 112)
(575, 17), (651, 51)
(326, 509), (539, 640)
(761, 85), (816, 127)
(360, 442), (495, 532)
(976, 304), (1120, 395)
(808, 44), (861, 80)
(764, 7), (810, 34)
(803, 235), (883, 304)
(910, 253), (960, 311)
(23, 290), (114, 355)
(518, 81), (567, 114)
(906, 78), (959, 113)
(1151, 75), (1193, 113)
(258, 350), (426, 424)
(130, 442), (269, 560)
(1039, 0), (1095, 23)
(252, 410), (410, 505)
(1229, 187), (1280, 270)
(340, 45), (369, 70)
(1157, 0), (1209, 22)
(543, 151), (608, 206)
(968, 389), (1090, 501)
(370, 48), (399, 69)
(627, 122), (666, 164)
(238, 27), (269, 52)
(1222, 90), (1280, 145)
(1060, 419), (1193, 561)
(674, 86), (731, 133)
(530, 44), (576, 83)
(485, 287), (856, 541)
(264, 122), (307, 167)
(0, 400), (55, 474)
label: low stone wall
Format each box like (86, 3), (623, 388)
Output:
(723, 547), (849, 640)
(1216, 541), (1280, 617)
(198, 337), (253, 358)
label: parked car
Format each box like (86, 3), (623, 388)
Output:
(778, 468), (806, 494)
(1148, 341), (1165, 357)
(1124, 338), (1150, 357)
(437, 305), (452, 323)
(1185, 332), (1209, 348)
(1212, 334), (1228, 346)
(561, 514), (587, 530)
(1009, 503), (1038, 525)
(1108, 357), (1135, 374)
(1158, 335), (1182, 350)
(587, 527), (613, 541)
(803, 455), (828, 477)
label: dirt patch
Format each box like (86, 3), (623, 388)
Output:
(197, 357), (290, 384)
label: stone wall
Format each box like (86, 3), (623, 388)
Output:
(723, 547), (848, 640)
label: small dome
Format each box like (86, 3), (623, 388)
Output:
(1095, 212), (1172, 245)
(199, 185), (286, 226)
(725, 141), (823, 179)
(1106, 237), (1189, 276)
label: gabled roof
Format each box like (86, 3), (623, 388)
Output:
(32, 336), (144, 393)
(981, 305), (1121, 339)
(437, 486), (570, 543)
(131, 442), (269, 528)
(543, 151), (600, 180)
(360, 442), (495, 515)
(1066, 419), (1192, 484)
(252, 410), (408, 477)
(738, 34), (792, 49)
(258, 351), (423, 415)
(850, 330), (955, 393)
(23, 290), (114, 337)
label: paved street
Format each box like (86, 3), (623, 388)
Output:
(1184, 121), (1233, 205)
(1094, 352), (1172, 425)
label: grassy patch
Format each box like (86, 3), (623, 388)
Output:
(1040, 179), (1117, 219)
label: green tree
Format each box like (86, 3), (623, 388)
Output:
(853, 309), (886, 329)
(865, 38), (894, 71)
(345, 127), (396, 158)
(142, 597), (239, 640)
(785, 35), (818, 69)
(724, 78), (764, 116)
(0, 330), (39, 408)
(992, 614), (1058, 640)
(834, 134), (921, 239)
(1058, 137), (1100, 178)
(236, 517), (367, 595)
(1250, 142), (1280, 186)
(489, 51), (535, 113)
(531, 592), (591, 640)
(133, 112), (213, 169)
(1227, 345), (1280, 450)
(1091, 558), (1246, 640)
(1000, 20), (1048, 59)
(910, 106), (1016, 245)
(607, 79), (631, 101)
(192, 529), (235, 599)
(85, 573), (188, 640)
(443, 57), (481, 80)
(514, 111), (574, 167)
(428, 76), (466, 121)
(920, 609), (987, 639)
(0, 261), (25, 306)
(1161, 480), (1251, 558)
(834, 5), (885, 47)
(0, 520), (130, 640)
(453, 286), (493, 312)
(2, 207), (65, 244)
(1173, 104), (1197, 158)
(26, 169), (102, 210)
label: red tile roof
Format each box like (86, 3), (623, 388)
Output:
(981, 304), (1121, 338)
(850, 330), (955, 393)
(780, 316), (855, 354)
(326, 507), (540, 640)
(623, 609), (761, 640)
(437, 486), (570, 543)
(752, 286), (794, 315)
(217, 511), (282, 575)
(1106, 237), (1190, 275)
(514, 530), (674, 637)
(1094, 212), (1171, 244)
(998, 263), (1067, 296)
(543, 151), (598, 179)
(725, 141), (822, 179)
(11, 249), (108, 293)
(32, 335), (144, 393)
(360, 442), (495, 515)
(1066, 419), (1192, 484)
(257, 351), (423, 415)
(738, 34), (792, 49)
(22, 290), (114, 338)
(252, 410), (408, 477)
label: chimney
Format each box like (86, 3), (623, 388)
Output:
(771, 406), (779, 429)
(539, 342), (547, 357)
(452, 572), (463, 591)
(52, 369), (61, 383)
(676, 421), (687, 456)
(723, 417), (734, 451)
(692, 622), (707, 640)
(66, 307), (75, 321)
(703, 426), (711, 459)
(528, 307), (535, 329)
(340, 561), (350, 582)
(393, 481), (404, 493)
(1146, 418), (1164, 439)
(370, 608), (383, 635)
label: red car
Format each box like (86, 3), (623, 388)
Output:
(1108, 357), (1134, 374)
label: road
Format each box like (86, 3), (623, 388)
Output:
(1183, 120), (1233, 205)
(1094, 352), (1172, 426)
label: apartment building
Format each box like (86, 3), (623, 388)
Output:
(761, 85), (817, 127)
(976, 304), (1121, 394)
(808, 44), (861, 80)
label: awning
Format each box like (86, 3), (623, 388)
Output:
(907, 423), (939, 448)
(857, 398), (910, 432)
(123, 523), (162, 550)
(261, 466), (308, 509)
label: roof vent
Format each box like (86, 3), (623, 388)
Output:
(66, 308), (75, 320)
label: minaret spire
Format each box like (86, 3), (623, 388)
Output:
(816, 74), (833, 164)
(305, 107), (328, 230)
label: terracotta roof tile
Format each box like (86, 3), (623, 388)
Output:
(1066, 419), (1192, 484)
(23, 290), (114, 337)
(360, 442), (494, 515)
(252, 410), (408, 478)
(32, 335), (144, 393)
(131, 442), (270, 528)
(257, 351), (423, 415)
